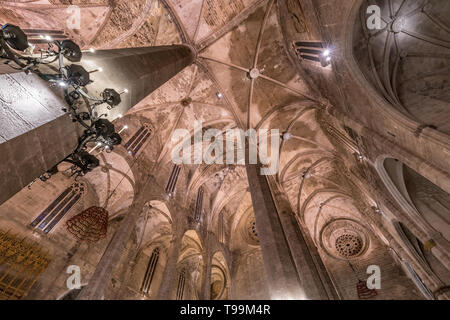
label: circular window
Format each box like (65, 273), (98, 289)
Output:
(243, 213), (260, 246)
(335, 234), (363, 257)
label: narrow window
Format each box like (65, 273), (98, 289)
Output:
(165, 164), (181, 196)
(124, 124), (152, 156)
(141, 248), (160, 295)
(30, 182), (86, 234)
(176, 269), (186, 300)
(0, 230), (51, 300)
(24, 28), (68, 45)
(194, 187), (204, 222)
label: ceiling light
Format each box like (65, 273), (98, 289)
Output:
(323, 49), (330, 57)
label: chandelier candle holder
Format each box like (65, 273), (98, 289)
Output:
(66, 207), (109, 242)
(0, 230), (51, 300)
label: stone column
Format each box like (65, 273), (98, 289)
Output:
(246, 164), (335, 300)
(156, 234), (183, 300)
(77, 196), (149, 300)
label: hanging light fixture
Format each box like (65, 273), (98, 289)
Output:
(66, 206), (109, 242)
(1, 24), (29, 51)
(101, 88), (122, 109)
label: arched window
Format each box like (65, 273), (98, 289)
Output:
(141, 248), (160, 295)
(218, 212), (225, 244)
(0, 230), (51, 300)
(383, 158), (450, 242)
(124, 124), (152, 156)
(166, 164), (181, 196)
(176, 269), (186, 300)
(194, 187), (204, 222)
(30, 182), (86, 234)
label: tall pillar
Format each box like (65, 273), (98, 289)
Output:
(77, 197), (149, 300)
(246, 164), (334, 300)
(0, 45), (195, 206)
(156, 234), (182, 300)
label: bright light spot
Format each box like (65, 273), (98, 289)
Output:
(124, 89), (129, 93)
(98, 67), (103, 72)
(97, 142), (102, 147)
(45, 35), (52, 41)
(216, 92), (223, 99)
(326, 56), (331, 62)
(118, 114), (123, 118)
(124, 125), (129, 129)
(89, 48), (95, 53)
(39, 35), (44, 39)
(323, 49), (330, 57)
(58, 81), (67, 87)
(283, 132), (292, 141)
